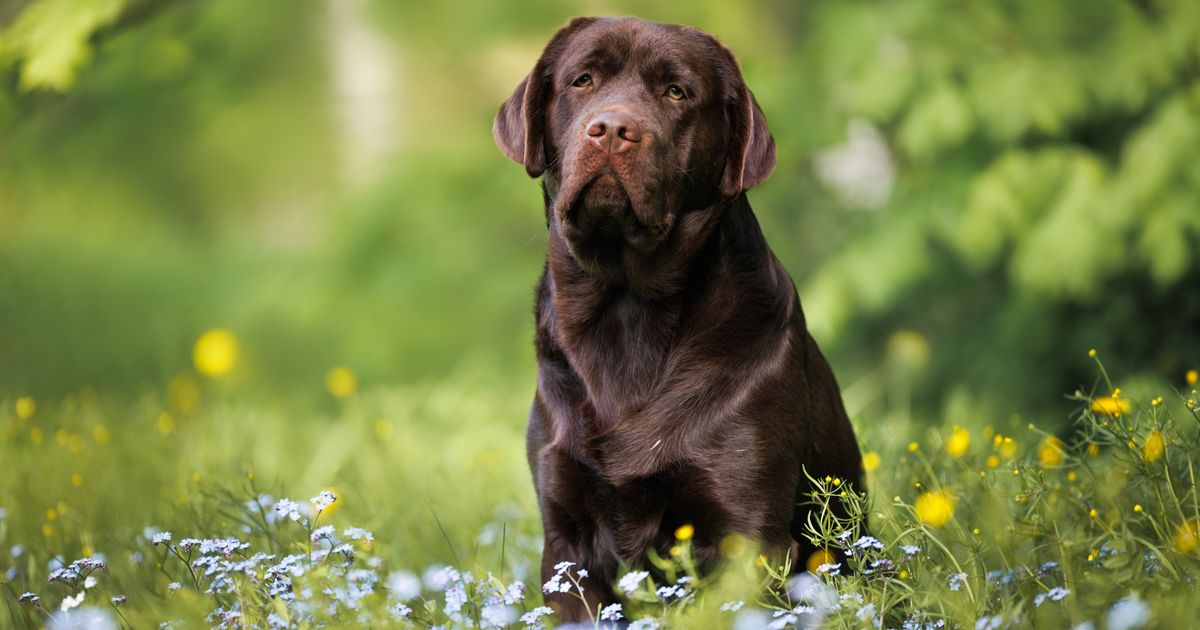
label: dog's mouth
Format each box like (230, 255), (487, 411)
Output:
(556, 170), (673, 257)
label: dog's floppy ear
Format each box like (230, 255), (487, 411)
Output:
(493, 17), (598, 178)
(719, 63), (777, 199)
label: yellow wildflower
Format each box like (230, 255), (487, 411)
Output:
(1067, 470), (1077, 482)
(15, 396), (36, 420)
(946, 426), (970, 457)
(1092, 395), (1131, 416)
(71, 473), (83, 487)
(1188, 370), (1198, 386)
(806, 549), (835, 574)
(914, 490), (955, 528)
(675, 524), (694, 541)
(669, 545), (682, 557)
(1088, 349), (1097, 358)
(1177, 520), (1199, 554)
(1000, 437), (1018, 458)
(193, 329), (239, 377)
(1087, 443), (1100, 457)
(1133, 504), (1143, 513)
(326, 367), (358, 399)
(888, 330), (930, 369)
(985, 455), (999, 469)
(861, 451), (880, 474)
(1038, 436), (1065, 468)
(1143, 430), (1164, 462)
(907, 442), (919, 453)
(1089, 508), (1098, 519)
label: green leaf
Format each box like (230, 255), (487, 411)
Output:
(897, 79), (975, 160)
(0, 0), (128, 92)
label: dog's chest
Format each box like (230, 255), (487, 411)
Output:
(561, 295), (679, 423)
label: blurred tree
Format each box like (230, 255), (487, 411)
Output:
(0, 0), (1196, 429)
(757, 0), (1200, 424)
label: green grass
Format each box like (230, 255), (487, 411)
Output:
(2, 352), (1200, 628)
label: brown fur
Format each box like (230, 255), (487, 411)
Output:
(493, 17), (864, 621)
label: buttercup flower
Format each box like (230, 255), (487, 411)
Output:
(914, 490), (956, 528)
(193, 329), (239, 377)
(946, 426), (970, 457)
(1092, 395), (1131, 416)
(326, 367), (358, 398)
(1038, 436), (1065, 468)
(1176, 519), (1198, 554)
(15, 396), (36, 420)
(1142, 430), (1164, 462)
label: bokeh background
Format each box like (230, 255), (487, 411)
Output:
(1, 0), (1199, 616)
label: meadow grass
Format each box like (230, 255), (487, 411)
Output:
(2, 351), (1199, 629)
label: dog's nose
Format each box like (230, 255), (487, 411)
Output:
(585, 112), (642, 153)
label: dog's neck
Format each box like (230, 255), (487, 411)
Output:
(538, 192), (789, 423)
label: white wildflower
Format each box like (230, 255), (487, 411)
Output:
(60, 591), (85, 612)
(1107, 595), (1150, 630)
(386, 570), (422, 600)
(618, 570), (649, 595)
(975, 615), (1004, 630)
(273, 499), (303, 522)
(519, 605), (553, 629)
(310, 491), (337, 512)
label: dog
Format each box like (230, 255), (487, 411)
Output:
(493, 16), (864, 620)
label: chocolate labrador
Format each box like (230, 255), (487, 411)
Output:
(493, 16), (863, 619)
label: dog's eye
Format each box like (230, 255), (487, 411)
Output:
(572, 73), (593, 88)
(666, 84), (686, 101)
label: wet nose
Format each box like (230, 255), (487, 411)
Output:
(585, 111), (642, 153)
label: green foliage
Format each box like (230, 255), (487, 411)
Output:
(0, 0), (128, 91)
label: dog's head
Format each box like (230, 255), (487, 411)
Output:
(493, 17), (775, 269)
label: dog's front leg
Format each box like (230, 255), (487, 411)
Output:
(535, 444), (617, 622)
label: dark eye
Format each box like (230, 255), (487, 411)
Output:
(666, 84), (686, 101)
(572, 73), (592, 88)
